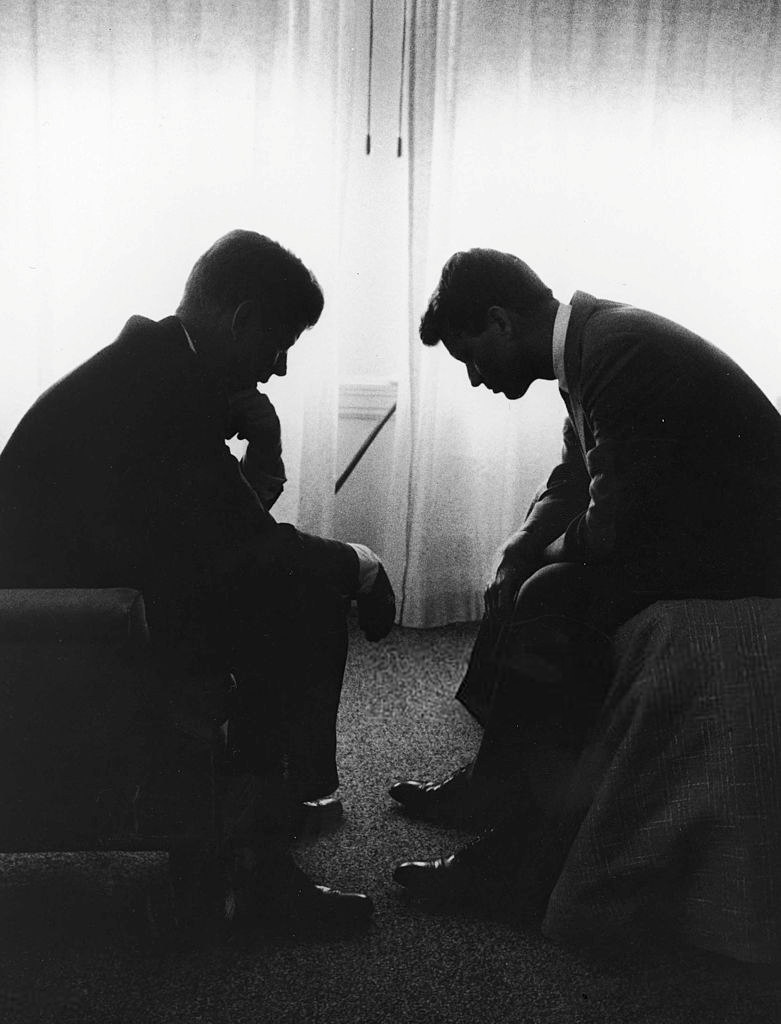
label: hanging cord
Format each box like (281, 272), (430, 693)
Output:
(397, 0), (408, 156)
(366, 0), (374, 154)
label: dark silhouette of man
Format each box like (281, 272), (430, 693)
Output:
(0, 229), (395, 932)
(390, 248), (781, 905)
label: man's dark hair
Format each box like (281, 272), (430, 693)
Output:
(419, 248), (553, 345)
(178, 229), (324, 331)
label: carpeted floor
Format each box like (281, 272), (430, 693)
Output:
(1, 620), (780, 1023)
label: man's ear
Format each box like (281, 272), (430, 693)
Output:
(230, 299), (259, 337)
(487, 305), (512, 335)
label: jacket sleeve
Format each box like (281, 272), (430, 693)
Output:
(163, 412), (355, 594)
(517, 414), (591, 552)
(159, 427), (283, 578)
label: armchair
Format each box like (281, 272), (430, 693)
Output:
(0, 588), (224, 857)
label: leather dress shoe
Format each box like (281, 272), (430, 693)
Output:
(392, 854), (472, 901)
(393, 825), (521, 907)
(263, 882), (374, 934)
(290, 795), (344, 841)
(357, 563), (396, 641)
(390, 763), (488, 827)
(226, 853), (374, 935)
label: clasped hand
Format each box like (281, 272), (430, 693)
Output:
(226, 387), (282, 447)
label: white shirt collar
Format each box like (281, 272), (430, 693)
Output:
(178, 318), (197, 354)
(551, 302), (571, 392)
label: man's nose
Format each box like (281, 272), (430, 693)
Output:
(273, 351), (288, 377)
(467, 362), (482, 387)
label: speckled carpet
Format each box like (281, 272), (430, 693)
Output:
(1, 620), (780, 1024)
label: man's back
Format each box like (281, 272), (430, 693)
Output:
(0, 315), (268, 596)
(570, 295), (781, 591)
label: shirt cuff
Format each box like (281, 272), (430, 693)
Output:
(348, 543), (380, 594)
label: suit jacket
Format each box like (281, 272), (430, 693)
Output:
(522, 292), (781, 594)
(0, 316), (320, 633)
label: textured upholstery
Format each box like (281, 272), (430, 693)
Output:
(543, 597), (781, 963)
(0, 588), (220, 852)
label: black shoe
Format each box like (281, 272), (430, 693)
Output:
(226, 853), (374, 935)
(390, 763), (491, 828)
(276, 881), (374, 934)
(289, 795), (344, 842)
(392, 854), (470, 900)
(393, 825), (522, 907)
(391, 764), (528, 830)
(357, 563), (396, 641)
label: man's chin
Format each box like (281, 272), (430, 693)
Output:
(501, 383), (530, 400)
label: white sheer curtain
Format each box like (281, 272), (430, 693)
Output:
(382, 0), (781, 627)
(0, 0), (360, 536)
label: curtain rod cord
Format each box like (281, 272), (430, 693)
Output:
(366, 0), (374, 154)
(397, 0), (408, 156)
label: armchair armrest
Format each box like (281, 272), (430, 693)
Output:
(0, 588), (149, 646)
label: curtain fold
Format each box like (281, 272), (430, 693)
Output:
(0, 0), (359, 537)
(382, 0), (781, 627)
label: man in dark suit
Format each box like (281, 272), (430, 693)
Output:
(390, 247), (781, 903)
(0, 229), (395, 932)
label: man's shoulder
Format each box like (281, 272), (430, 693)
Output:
(22, 314), (202, 431)
(85, 315), (197, 385)
(571, 295), (708, 372)
(112, 314), (184, 349)
(46, 315), (184, 378)
(572, 292), (704, 343)
(571, 292), (644, 336)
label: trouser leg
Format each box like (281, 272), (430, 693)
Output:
(455, 612), (510, 727)
(223, 578), (349, 800)
(237, 582), (348, 800)
(471, 612), (612, 796)
(470, 563), (654, 802)
(146, 529), (358, 840)
(283, 612), (348, 801)
(227, 531), (356, 799)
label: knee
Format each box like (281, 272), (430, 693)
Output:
(294, 581), (349, 640)
(514, 562), (592, 620)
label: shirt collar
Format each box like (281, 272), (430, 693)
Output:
(177, 318), (198, 355)
(551, 301), (571, 392)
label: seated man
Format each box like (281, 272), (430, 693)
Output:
(223, 384), (382, 827)
(0, 229), (395, 933)
(390, 248), (781, 906)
